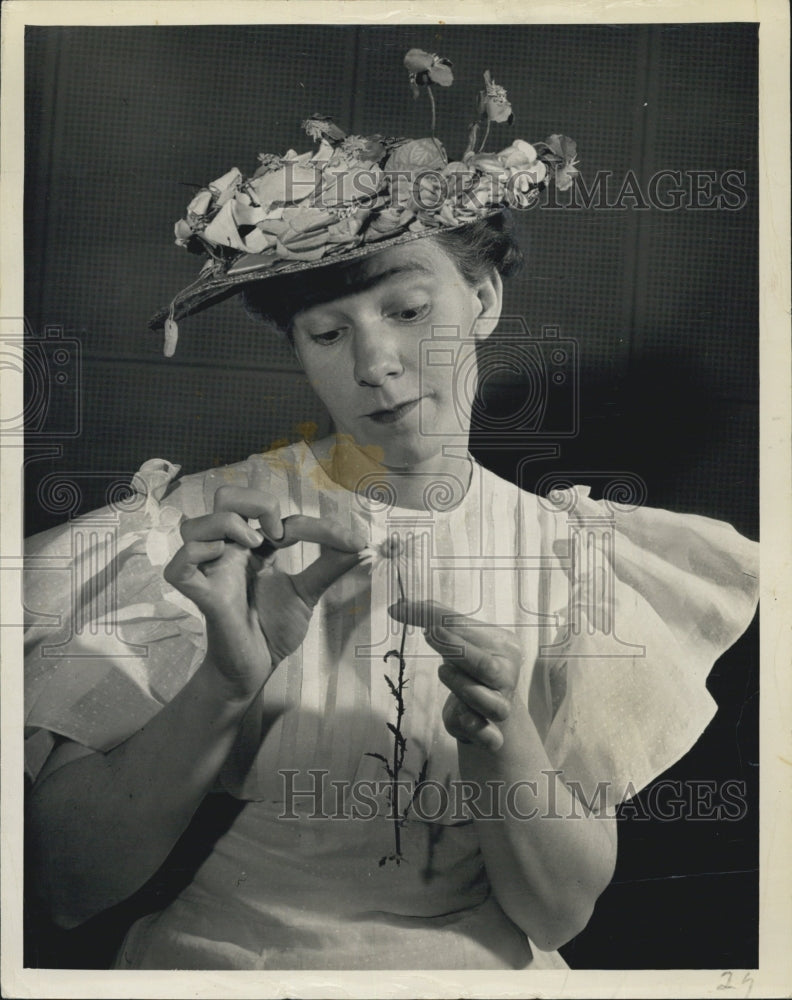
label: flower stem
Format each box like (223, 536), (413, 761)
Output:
(427, 85), (436, 137)
(478, 119), (491, 153)
(392, 565), (408, 858)
(396, 567), (407, 657)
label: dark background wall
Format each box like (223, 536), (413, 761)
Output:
(23, 23), (758, 970)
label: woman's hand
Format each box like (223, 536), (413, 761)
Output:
(389, 598), (616, 949)
(389, 599), (521, 752)
(30, 485), (366, 928)
(165, 485), (365, 700)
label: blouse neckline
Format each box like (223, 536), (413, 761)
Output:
(295, 439), (482, 520)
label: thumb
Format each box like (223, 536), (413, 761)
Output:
(289, 547), (362, 608)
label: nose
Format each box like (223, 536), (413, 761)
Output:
(353, 323), (404, 387)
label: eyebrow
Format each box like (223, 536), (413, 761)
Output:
(290, 261), (436, 331)
(337, 262), (435, 297)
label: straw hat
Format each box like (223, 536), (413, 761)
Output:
(150, 49), (578, 356)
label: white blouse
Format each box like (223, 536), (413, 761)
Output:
(24, 441), (759, 970)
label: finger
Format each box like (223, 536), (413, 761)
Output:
(213, 486), (284, 540)
(443, 694), (504, 752)
(389, 599), (521, 657)
(426, 623), (516, 694)
(279, 514), (367, 553)
(163, 539), (225, 595)
(214, 487), (367, 553)
(289, 548), (363, 609)
(438, 662), (511, 722)
(181, 511), (263, 548)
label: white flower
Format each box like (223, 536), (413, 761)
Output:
(358, 529), (404, 572)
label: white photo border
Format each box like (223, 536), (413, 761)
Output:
(1, 1), (789, 997)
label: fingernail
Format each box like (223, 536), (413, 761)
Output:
(460, 710), (478, 730)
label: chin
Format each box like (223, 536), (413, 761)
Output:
(378, 438), (448, 472)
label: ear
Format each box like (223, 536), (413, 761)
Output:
(472, 270), (503, 343)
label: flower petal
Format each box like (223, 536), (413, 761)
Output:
(174, 218), (194, 245)
(208, 167), (242, 206)
(187, 188), (213, 215)
(274, 240), (328, 262)
(428, 61), (454, 87)
(497, 139), (538, 169)
(201, 201), (248, 250)
(555, 159), (579, 192)
(404, 48), (434, 73)
(386, 137), (448, 173)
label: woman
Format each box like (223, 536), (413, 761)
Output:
(24, 51), (759, 970)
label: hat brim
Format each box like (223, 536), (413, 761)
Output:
(148, 212), (501, 331)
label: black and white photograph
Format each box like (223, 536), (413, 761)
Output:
(1, 1), (789, 997)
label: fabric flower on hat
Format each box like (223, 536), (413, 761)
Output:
(536, 133), (579, 192)
(404, 49), (453, 137)
(271, 205), (336, 252)
(317, 164), (385, 207)
(404, 48), (454, 96)
(442, 159), (477, 188)
(339, 134), (387, 165)
(465, 171), (508, 211)
(200, 200), (276, 253)
(387, 137), (448, 173)
(505, 171), (543, 209)
(465, 139), (548, 210)
(438, 196), (484, 228)
(326, 209), (372, 246)
(391, 171), (447, 214)
(321, 137), (386, 180)
(254, 152), (282, 174)
(497, 139), (544, 173)
(173, 174), (239, 247)
(366, 205), (417, 239)
(254, 201), (372, 262)
(187, 188), (213, 217)
(157, 45), (579, 356)
(479, 70), (513, 124)
(386, 137), (449, 212)
(437, 162), (481, 223)
(302, 114), (346, 143)
(248, 159), (320, 209)
(209, 167), (243, 207)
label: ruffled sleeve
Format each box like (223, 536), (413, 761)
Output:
(24, 459), (210, 781)
(534, 487), (759, 812)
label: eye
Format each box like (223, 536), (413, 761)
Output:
(310, 328), (344, 346)
(391, 302), (431, 323)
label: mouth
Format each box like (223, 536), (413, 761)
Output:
(365, 398), (422, 425)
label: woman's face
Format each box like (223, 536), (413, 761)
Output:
(291, 239), (502, 471)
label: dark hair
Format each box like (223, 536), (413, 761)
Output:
(241, 211), (523, 339)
